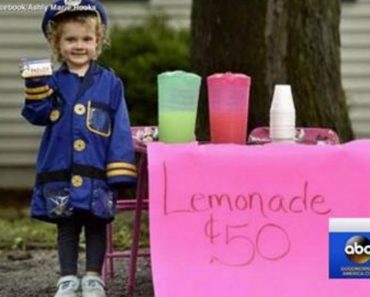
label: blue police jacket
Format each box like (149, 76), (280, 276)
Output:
(22, 62), (136, 222)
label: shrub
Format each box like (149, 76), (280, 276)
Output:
(99, 15), (190, 125)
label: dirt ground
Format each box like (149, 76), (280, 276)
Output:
(0, 250), (154, 297)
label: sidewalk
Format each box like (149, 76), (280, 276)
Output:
(0, 250), (153, 297)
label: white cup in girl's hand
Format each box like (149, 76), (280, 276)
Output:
(20, 58), (52, 78)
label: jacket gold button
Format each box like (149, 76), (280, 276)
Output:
(74, 104), (86, 115)
(73, 139), (86, 152)
(71, 175), (83, 187)
(49, 109), (60, 122)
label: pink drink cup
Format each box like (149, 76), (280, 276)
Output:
(207, 73), (251, 144)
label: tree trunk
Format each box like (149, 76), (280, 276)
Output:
(191, 0), (354, 142)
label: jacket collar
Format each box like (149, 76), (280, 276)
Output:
(57, 61), (103, 100)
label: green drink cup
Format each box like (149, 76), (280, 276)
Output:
(158, 71), (201, 143)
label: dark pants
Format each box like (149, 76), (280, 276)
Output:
(57, 211), (107, 276)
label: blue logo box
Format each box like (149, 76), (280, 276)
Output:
(329, 218), (370, 279)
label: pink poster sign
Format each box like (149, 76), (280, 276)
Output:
(147, 141), (370, 297)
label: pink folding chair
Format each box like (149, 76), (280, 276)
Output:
(248, 127), (340, 145)
(103, 126), (157, 294)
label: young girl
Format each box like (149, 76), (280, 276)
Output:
(21, 1), (136, 296)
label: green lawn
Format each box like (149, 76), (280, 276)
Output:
(0, 208), (149, 250)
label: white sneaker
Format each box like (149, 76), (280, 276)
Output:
(54, 275), (80, 297)
(81, 275), (106, 297)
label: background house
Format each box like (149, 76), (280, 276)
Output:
(0, 0), (369, 188)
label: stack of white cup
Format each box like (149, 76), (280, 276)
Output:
(269, 84), (296, 142)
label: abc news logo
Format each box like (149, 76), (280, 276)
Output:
(344, 235), (370, 264)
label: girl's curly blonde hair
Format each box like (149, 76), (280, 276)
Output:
(46, 10), (109, 63)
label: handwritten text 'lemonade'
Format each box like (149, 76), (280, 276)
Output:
(164, 181), (331, 267)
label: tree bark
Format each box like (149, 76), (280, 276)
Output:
(191, 0), (354, 142)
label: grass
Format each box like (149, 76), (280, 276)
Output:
(0, 208), (149, 251)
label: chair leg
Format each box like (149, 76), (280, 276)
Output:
(106, 222), (114, 278)
(127, 156), (148, 294)
(101, 260), (109, 283)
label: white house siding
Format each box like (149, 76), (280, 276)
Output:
(0, 0), (46, 188)
(0, 0), (367, 188)
(341, 0), (370, 138)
